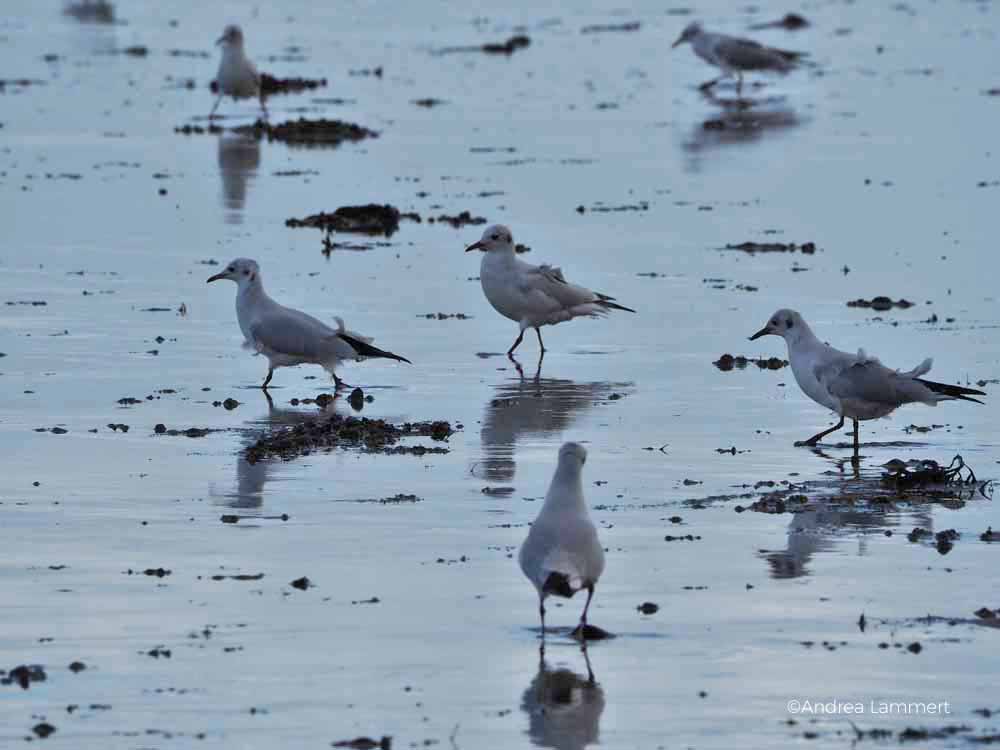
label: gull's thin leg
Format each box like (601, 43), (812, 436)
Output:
(579, 584), (595, 629)
(795, 415), (845, 447)
(263, 389), (275, 409)
(852, 418), (860, 463)
(534, 327), (546, 354)
(507, 330), (525, 358)
(333, 373), (346, 390)
(261, 367), (274, 390)
(209, 93), (223, 119)
(736, 72), (744, 98)
(259, 91), (268, 118)
(539, 597), (546, 643)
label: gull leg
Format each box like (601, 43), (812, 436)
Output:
(579, 584), (595, 629)
(539, 597), (546, 647)
(736, 72), (744, 99)
(209, 93), (223, 119)
(259, 90), (268, 119)
(534, 327), (546, 354)
(795, 415), (845, 447)
(507, 330), (525, 358)
(333, 373), (347, 390)
(263, 389), (275, 409)
(852, 418), (860, 464)
(261, 367), (274, 390)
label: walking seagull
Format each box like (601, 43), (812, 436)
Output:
(207, 258), (410, 389)
(211, 25), (267, 119)
(749, 309), (985, 460)
(671, 21), (804, 97)
(465, 225), (635, 359)
(519, 442), (606, 642)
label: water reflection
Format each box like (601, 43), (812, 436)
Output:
(682, 93), (800, 171)
(760, 501), (933, 579)
(217, 133), (260, 224)
(213, 393), (343, 508)
(477, 375), (632, 482)
(521, 648), (604, 750)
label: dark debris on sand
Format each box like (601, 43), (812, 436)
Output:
(749, 13), (810, 31)
(259, 74), (327, 95)
(581, 21), (641, 34)
(725, 241), (816, 254)
(2, 664), (47, 690)
(714, 353), (788, 371)
(847, 296), (915, 311)
(286, 204), (405, 236)
(332, 737), (392, 750)
(437, 35), (531, 56)
(244, 414), (453, 464)
(428, 211), (487, 228)
(235, 118), (377, 147)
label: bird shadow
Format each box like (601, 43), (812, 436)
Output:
(682, 91), (801, 168)
(521, 645), (605, 750)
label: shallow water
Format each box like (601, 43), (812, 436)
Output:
(2, 1), (999, 747)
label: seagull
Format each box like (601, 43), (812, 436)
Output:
(519, 442), (605, 641)
(749, 309), (985, 460)
(207, 258), (411, 389)
(671, 21), (804, 97)
(465, 225), (635, 358)
(211, 24), (266, 119)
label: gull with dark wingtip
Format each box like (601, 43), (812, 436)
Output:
(749, 308), (985, 461)
(207, 258), (410, 390)
(465, 224), (635, 359)
(672, 21), (804, 97)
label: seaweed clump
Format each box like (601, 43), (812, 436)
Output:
(245, 414), (453, 463)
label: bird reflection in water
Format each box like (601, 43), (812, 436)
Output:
(213, 391), (344, 508)
(477, 367), (632, 482)
(760, 498), (933, 579)
(217, 133), (260, 224)
(521, 646), (605, 750)
(683, 91), (800, 171)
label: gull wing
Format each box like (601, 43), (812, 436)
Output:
(517, 262), (599, 311)
(714, 35), (799, 71)
(827, 358), (930, 408)
(248, 305), (341, 360)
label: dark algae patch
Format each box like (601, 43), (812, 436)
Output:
(436, 35), (531, 56)
(724, 241), (816, 254)
(235, 118), (377, 147)
(286, 204), (403, 236)
(714, 354), (788, 371)
(847, 296), (915, 311)
(244, 413), (454, 463)
(259, 74), (328, 95)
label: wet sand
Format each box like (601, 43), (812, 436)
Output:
(2, 1), (999, 747)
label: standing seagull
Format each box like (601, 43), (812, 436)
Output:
(749, 309), (985, 460)
(671, 21), (804, 97)
(211, 24), (266, 119)
(207, 258), (410, 389)
(465, 225), (635, 359)
(519, 442), (606, 641)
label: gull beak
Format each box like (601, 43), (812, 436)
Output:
(748, 326), (772, 341)
(215, 35), (225, 46)
(206, 271), (226, 283)
(465, 241), (486, 253)
(671, 35), (684, 48)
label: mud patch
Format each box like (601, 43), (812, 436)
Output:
(286, 204), (405, 236)
(749, 13), (809, 30)
(581, 21), (641, 34)
(436, 35), (531, 56)
(847, 296), (915, 311)
(428, 211), (487, 228)
(234, 118), (377, 147)
(713, 353), (788, 371)
(64, 0), (115, 23)
(724, 241), (816, 254)
(244, 414), (454, 463)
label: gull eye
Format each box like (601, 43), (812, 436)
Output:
(227, 266), (235, 272)
(242, 269), (249, 276)
(786, 319), (794, 329)
(491, 234), (499, 240)
(770, 319), (778, 326)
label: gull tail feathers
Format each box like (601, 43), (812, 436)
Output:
(541, 570), (584, 599)
(595, 293), (636, 314)
(337, 332), (412, 364)
(914, 378), (986, 405)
